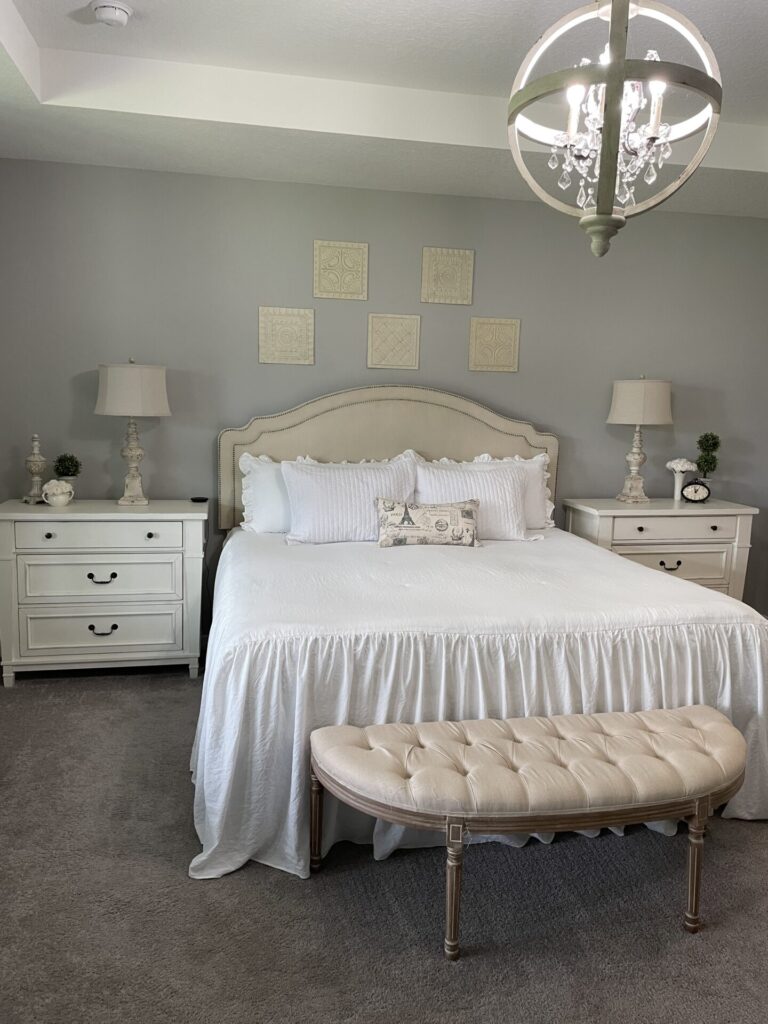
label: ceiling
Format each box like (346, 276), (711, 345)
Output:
(2, 0), (768, 216)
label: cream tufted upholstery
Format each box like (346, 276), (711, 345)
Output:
(310, 706), (746, 818)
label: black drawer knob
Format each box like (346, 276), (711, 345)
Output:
(710, 525), (718, 531)
(87, 572), (118, 585)
(659, 559), (682, 572)
(88, 623), (118, 636)
(636, 526), (645, 533)
(44, 532), (54, 540)
(146, 531), (155, 539)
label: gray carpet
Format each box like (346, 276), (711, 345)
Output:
(2, 672), (767, 1024)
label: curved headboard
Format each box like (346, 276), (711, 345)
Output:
(218, 385), (559, 530)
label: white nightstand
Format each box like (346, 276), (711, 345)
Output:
(0, 499), (208, 687)
(563, 498), (759, 601)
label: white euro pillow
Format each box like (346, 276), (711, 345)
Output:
(282, 454), (417, 543)
(239, 452), (316, 534)
(473, 453), (554, 530)
(415, 460), (527, 540)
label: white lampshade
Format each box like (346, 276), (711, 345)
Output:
(606, 379), (672, 426)
(94, 363), (171, 418)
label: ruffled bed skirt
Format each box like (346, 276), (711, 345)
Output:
(190, 624), (768, 879)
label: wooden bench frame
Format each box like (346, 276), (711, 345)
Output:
(310, 759), (745, 960)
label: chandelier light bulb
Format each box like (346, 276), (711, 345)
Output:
(507, 0), (721, 256)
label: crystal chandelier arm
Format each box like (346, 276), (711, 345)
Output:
(621, 59), (722, 133)
(507, 64), (609, 128)
(624, 106), (719, 217)
(594, 0), (630, 217)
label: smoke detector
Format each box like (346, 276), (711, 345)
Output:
(90, 2), (133, 27)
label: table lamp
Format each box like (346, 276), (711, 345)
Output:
(94, 362), (171, 505)
(607, 379), (672, 503)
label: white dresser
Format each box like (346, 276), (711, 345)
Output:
(0, 500), (207, 687)
(563, 498), (759, 601)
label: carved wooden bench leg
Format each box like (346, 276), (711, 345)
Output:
(444, 818), (464, 961)
(310, 770), (324, 873)
(684, 801), (707, 933)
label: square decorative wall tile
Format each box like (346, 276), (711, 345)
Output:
(421, 247), (474, 305)
(313, 240), (368, 300)
(469, 317), (520, 372)
(367, 314), (421, 370)
(258, 307), (315, 365)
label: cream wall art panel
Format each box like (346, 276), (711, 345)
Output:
(313, 240), (369, 300)
(367, 314), (421, 370)
(421, 247), (474, 305)
(469, 317), (520, 373)
(258, 306), (315, 365)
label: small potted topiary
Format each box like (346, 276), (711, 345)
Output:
(53, 453), (82, 498)
(696, 433), (720, 483)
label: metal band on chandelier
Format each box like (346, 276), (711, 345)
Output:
(507, 0), (722, 256)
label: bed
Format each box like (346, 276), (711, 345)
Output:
(190, 386), (768, 879)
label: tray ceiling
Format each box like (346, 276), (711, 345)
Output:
(2, 0), (768, 218)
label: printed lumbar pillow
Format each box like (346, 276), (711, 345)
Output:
(376, 499), (479, 547)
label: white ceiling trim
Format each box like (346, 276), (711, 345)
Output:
(40, 48), (508, 150)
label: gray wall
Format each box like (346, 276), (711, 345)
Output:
(1, 158), (767, 611)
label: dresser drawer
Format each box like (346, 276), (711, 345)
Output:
(14, 520), (183, 551)
(19, 603), (182, 656)
(612, 515), (736, 543)
(17, 554), (183, 603)
(615, 545), (731, 585)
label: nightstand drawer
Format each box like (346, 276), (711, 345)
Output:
(17, 554), (183, 603)
(615, 545), (731, 585)
(19, 603), (182, 656)
(613, 516), (737, 543)
(14, 520), (183, 551)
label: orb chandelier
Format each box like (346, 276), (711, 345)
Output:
(507, 0), (721, 256)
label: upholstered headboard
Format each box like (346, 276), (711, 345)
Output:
(217, 385), (559, 530)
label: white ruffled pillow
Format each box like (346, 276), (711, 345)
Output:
(282, 454), (417, 544)
(472, 453), (554, 530)
(239, 453), (316, 534)
(415, 460), (527, 540)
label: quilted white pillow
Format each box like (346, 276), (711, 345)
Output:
(282, 454), (417, 543)
(415, 460), (527, 540)
(239, 453), (316, 534)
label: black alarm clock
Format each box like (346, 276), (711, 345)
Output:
(681, 478), (711, 503)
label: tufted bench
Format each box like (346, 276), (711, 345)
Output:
(310, 705), (746, 960)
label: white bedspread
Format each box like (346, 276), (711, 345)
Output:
(190, 529), (768, 879)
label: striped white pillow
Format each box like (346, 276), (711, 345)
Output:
(415, 460), (527, 540)
(282, 454), (416, 543)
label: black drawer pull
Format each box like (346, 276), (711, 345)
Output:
(146, 531), (155, 539)
(710, 525), (718, 531)
(636, 526), (645, 533)
(44, 532), (54, 540)
(659, 560), (682, 572)
(87, 572), (118, 585)
(88, 623), (118, 636)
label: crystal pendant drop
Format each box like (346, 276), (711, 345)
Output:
(558, 170), (572, 190)
(548, 149), (559, 170)
(616, 181), (629, 204)
(576, 180), (587, 208)
(644, 163), (658, 185)
(661, 142), (672, 160)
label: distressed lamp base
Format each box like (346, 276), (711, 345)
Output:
(616, 425), (650, 504)
(579, 214), (627, 258)
(117, 416), (149, 506)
